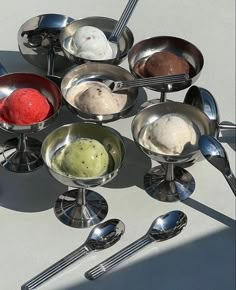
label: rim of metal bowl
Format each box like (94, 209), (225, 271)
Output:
(0, 72), (62, 129)
(131, 102), (211, 160)
(41, 122), (126, 181)
(61, 63), (138, 122)
(128, 35), (204, 82)
(59, 16), (134, 62)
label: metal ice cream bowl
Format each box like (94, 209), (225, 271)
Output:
(131, 102), (214, 164)
(59, 16), (134, 65)
(61, 63), (138, 123)
(41, 122), (125, 188)
(128, 36), (204, 92)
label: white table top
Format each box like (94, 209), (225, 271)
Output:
(0, 1), (235, 289)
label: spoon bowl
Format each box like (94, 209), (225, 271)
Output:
(184, 86), (236, 136)
(199, 135), (236, 195)
(86, 219), (125, 250)
(85, 210), (187, 280)
(148, 210), (187, 241)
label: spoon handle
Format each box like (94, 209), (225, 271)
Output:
(85, 235), (152, 280)
(21, 245), (89, 290)
(112, 74), (189, 92)
(218, 122), (236, 130)
(225, 171), (236, 196)
(109, 0), (139, 42)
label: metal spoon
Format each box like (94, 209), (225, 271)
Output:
(184, 86), (236, 130)
(21, 219), (125, 290)
(85, 210), (187, 280)
(109, 0), (139, 43)
(199, 135), (236, 196)
(104, 73), (189, 92)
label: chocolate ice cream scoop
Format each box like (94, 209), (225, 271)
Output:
(145, 51), (189, 77)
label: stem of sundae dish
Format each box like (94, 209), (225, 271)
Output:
(17, 133), (27, 152)
(166, 163), (175, 181)
(160, 91), (167, 103)
(76, 188), (87, 205)
(47, 46), (55, 76)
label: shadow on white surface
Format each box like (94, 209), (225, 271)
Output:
(55, 227), (235, 290)
(104, 136), (152, 190)
(0, 165), (67, 212)
(0, 107), (79, 213)
(0, 50), (44, 74)
(183, 198), (235, 228)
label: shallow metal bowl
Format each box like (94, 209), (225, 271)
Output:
(131, 102), (214, 164)
(41, 122), (125, 188)
(0, 73), (62, 133)
(61, 63), (138, 122)
(17, 13), (74, 72)
(128, 36), (204, 92)
(59, 16), (134, 65)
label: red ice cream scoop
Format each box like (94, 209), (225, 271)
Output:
(0, 88), (52, 125)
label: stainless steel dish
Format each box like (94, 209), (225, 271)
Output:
(61, 63), (138, 123)
(128, 36), (204, 94)
(0, 72), (62, 172)
(131, 102), (213, 201)
(59, 16), (134, 65)
(41, 122), (125, 228)
(17, 13), (74, 72)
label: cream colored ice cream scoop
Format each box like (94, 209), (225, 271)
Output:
(71, 26), (113, 60)
(140, 113), (197, 155)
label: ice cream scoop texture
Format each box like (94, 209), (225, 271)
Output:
(52, 138), (109, 178)
(140, 114), (197, 155)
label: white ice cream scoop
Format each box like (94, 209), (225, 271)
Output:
(71, 26), (113, 60)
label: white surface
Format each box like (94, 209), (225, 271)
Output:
(0, 1), (235, 290)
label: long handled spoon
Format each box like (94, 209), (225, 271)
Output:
(199, 135), (236, 196)
(104, 73), (189, 92)
(21, 219), (125, 290)
(109, 0), (139, 43)
(85, 210), (187, 280)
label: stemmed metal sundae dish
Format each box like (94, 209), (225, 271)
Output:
(61, 63), (138, 123)
(59, 16), (134, 65)
(128, 36), (204, 102)
(0, 70), (62, 173)
(17, 13), (74, 74)
(41, 122), (125, 228)
(132, 102), (214, 201)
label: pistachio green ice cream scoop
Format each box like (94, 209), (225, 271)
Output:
(52, 138), (109, 178)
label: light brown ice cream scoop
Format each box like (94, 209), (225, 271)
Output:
(66, 81), (127, 115)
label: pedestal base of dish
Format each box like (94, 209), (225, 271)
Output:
(0, 137), (43, 172)
(54, 188), (108, 228)
(144, 165), (195, 202)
